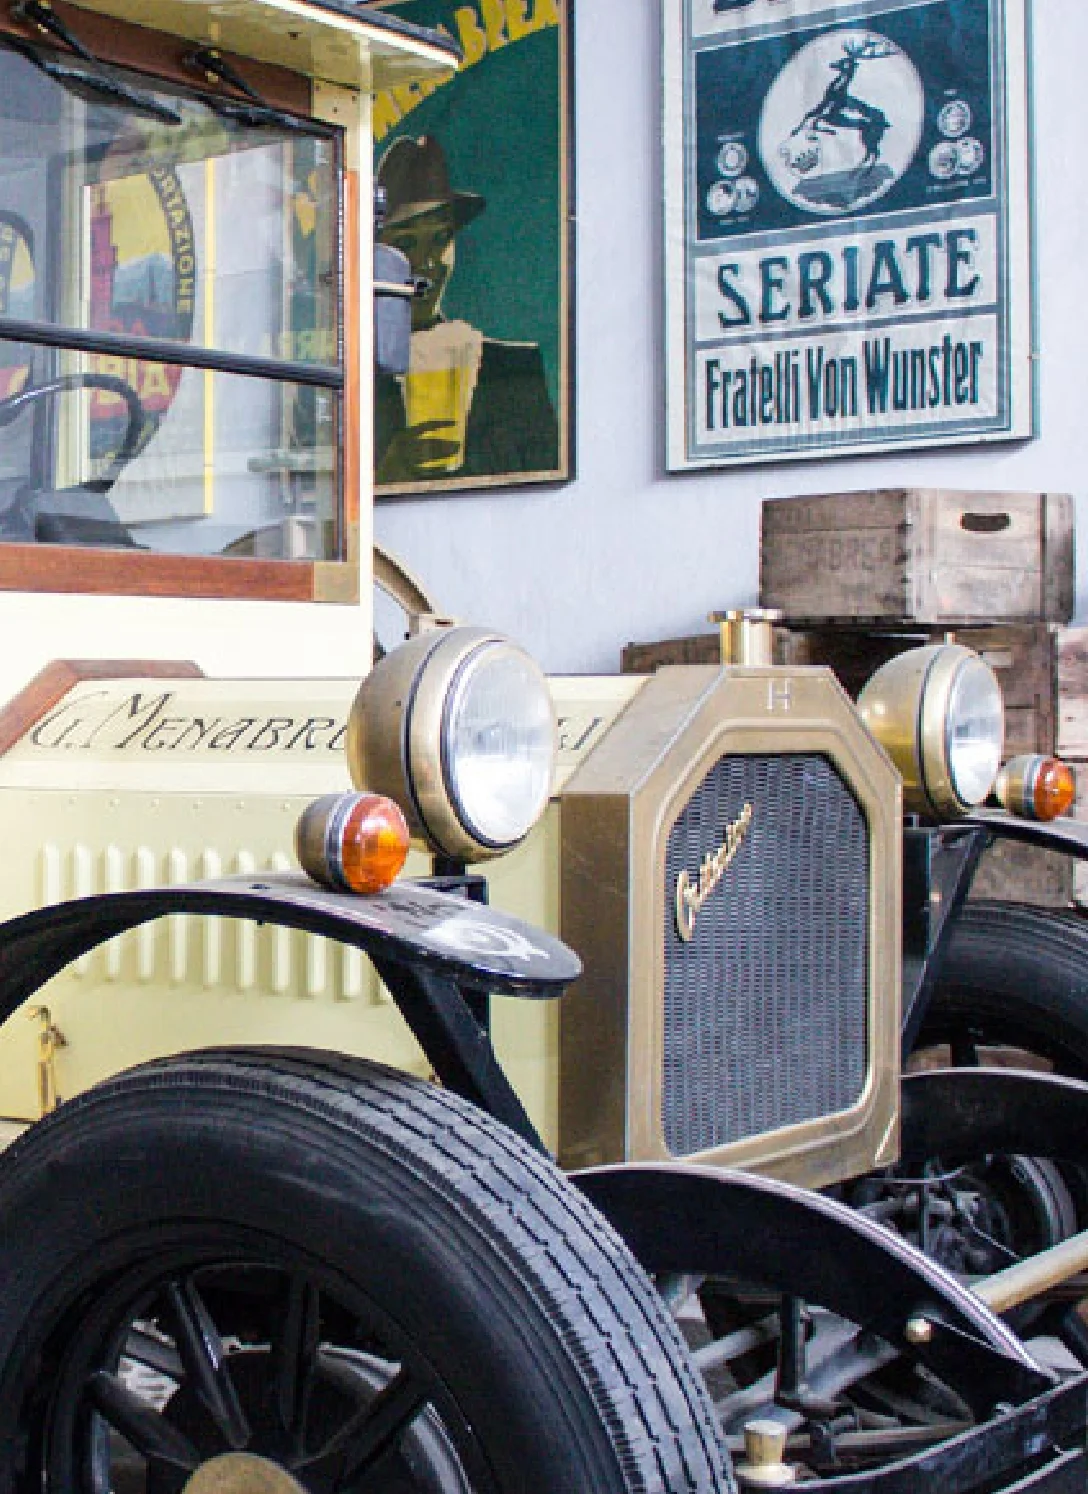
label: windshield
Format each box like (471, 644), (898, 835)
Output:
(0, 33), (342, 560)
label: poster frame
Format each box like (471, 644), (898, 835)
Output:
(663, 0), (1036, 473)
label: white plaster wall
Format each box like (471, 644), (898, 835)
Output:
(375, 1), (1086, 675)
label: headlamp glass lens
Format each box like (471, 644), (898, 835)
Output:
(946, 656), (1004, 806)
(444, 644), (555, 848)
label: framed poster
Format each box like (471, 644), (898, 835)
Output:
(370, 0), (571, 497)
(664, 0), (1034, 470)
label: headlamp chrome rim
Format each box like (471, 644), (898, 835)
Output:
(404, 630), (520, 859)
(919, 645), (973, 816)
(943, 651), (1006, 808)
(440, 638), (555, 854)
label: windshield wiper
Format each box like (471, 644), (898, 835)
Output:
(185, 48), (313, 134)
(9, 1), (181, 125)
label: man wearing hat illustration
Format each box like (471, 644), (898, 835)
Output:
(375, 134), (559, 486)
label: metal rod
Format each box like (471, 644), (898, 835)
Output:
(975, 1228), (1088, 1313)
(692, 1315), (778, 1374)
(726, 1421), (970, 1459)
(0, 316), (342, 389)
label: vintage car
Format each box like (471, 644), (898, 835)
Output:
(0, 616), (1086, 1494)
(0, 1), (1085, 1492)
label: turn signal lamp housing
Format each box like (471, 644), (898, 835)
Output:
(858, 643), (1005, 819)
(296, 793), (410, 894)
(347, 626), (557, 863)
(995, 755), (1077, 822)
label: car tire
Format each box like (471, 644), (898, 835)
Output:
(0, 1048), (733, 1494)
(921, 900), (1088, 1074)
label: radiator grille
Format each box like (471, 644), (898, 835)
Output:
(662, 753), (869, 1154)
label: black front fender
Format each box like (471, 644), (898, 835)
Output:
(963, 807), (1088, 862)
(0, 874), (578, 1147)
(576, 1162), (1049, 1417)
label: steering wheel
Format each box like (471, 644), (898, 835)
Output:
(0, 370), (146, 484)
(0, 371), (148, 547)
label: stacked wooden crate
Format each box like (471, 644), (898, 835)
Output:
(622, 489), (1078, 907)
(759, 489), (1073, 629)
(766, 489), (1077, 907)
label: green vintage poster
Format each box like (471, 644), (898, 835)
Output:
(371, 0), (570, 496)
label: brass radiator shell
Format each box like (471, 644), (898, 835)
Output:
(558, 665), (902, 1191)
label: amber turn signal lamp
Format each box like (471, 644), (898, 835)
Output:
(994, 755), (1077, 822)
(295, 792), (410, 894)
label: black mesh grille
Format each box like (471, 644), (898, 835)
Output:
(662, 754), (869, 1154)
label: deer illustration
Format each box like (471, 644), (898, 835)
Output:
(793, 37), (898, 170)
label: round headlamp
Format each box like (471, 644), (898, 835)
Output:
(347, 626), (556, 862)
(858, 643), (1004, 818)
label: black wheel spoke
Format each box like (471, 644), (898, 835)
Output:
(85, 1370), (200, 1473)
(162, 1278), (251, 1450)
(270, 1274), (322, 1451)
(124, 1326), (184, 1380)
(302, 1365), (427, 1487)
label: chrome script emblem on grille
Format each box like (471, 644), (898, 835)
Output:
(675, 802), (754, 942)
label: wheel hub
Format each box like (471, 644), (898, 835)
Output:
(183, 1453), (307, 1494)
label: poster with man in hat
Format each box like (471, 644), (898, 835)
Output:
(371, 0), (569, 496)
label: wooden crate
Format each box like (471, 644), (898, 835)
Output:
(621, 634), (719, 673)
(1057, 626), (1088, 759)
(761, 490), (1073, 625)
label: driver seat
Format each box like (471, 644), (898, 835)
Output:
(31, 484), (139, 547)
(0, 477), (138, 547)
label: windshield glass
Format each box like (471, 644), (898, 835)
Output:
(0, 36), (342, 560)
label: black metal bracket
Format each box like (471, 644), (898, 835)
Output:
(418, 871), (490, 1031)
(183, 46), (312, 133)
(368, 952), (544, 1152)
(901, 824), (990, 1056)
(774, 1294), (841, 1420)
(13, 0), (91, 59)
(186, 46), (263, 104)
